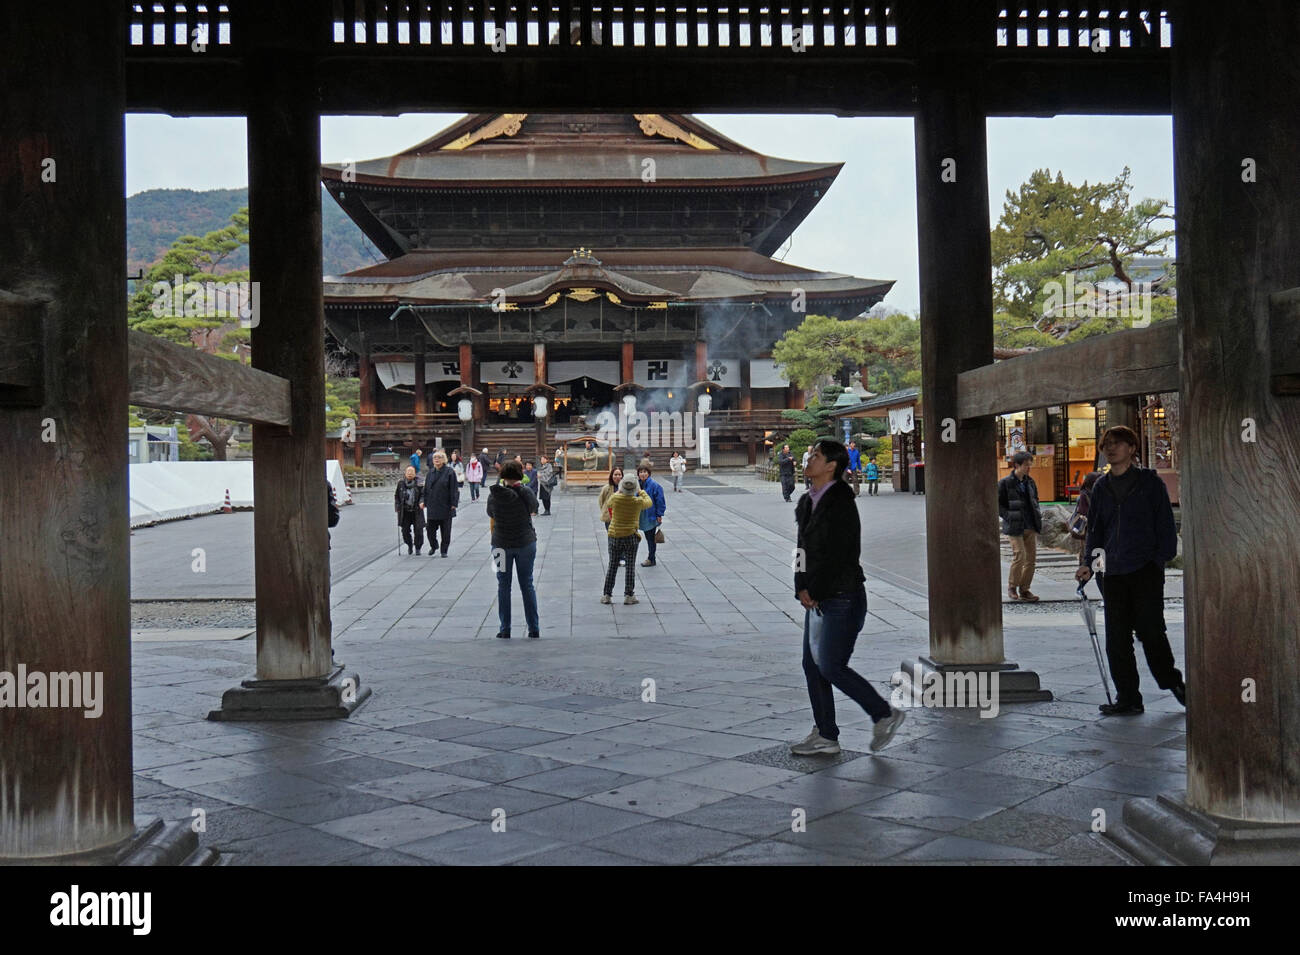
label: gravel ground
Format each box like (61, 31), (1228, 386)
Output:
(132, 599), (256, 629)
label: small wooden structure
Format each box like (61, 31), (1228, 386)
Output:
(560, 435), (615, 489)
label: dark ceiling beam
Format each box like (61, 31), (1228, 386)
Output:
(127, 54), (1170, 116)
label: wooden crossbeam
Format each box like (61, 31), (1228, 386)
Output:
(127, 329), (291, 425)
(959, 290), (1300, 417)
(957, 322), (1179, 419)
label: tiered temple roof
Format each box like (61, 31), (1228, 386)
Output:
(322, 112), (892, 325)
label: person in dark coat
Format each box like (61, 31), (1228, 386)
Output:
(421, 448), (459, 557)
(536, 455), (556, 516)
(791, 439), (905, 756)
(1076, 426), (1184, 716)
(778, 444), (796, 501)
(486, 461), (540, 639)
(998, 451), (1043, 602)
(394, 465), (424, 554)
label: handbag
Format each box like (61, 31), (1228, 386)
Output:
(655, 528), (665, 544)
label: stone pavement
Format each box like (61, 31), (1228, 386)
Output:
(129, 471), (1187, 865)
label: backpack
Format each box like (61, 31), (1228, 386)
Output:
(327, 484), (340, 527)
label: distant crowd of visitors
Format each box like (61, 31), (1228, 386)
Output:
(348, 424), (1180, 773)
(780, 440), (879, 502)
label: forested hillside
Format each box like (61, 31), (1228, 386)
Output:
(127, 186), (383, 276)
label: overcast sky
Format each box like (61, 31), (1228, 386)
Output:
(125, 112), (1174, 313)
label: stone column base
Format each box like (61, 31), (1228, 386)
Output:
(3, 817), (221, 866)
(1106, 794), (1300, 865)
(896, 656), (1053, 706)
(208, 665), (371, 721)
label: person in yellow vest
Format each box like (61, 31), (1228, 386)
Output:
(602, 476), (652, 605)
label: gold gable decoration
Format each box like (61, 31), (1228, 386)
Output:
(566, 288), (599, 302)
(633, 114), (719, 150)
(443, 114), (528, 150)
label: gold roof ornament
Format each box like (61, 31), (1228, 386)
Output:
(442, 114), (528, 150)
(633, 114), (719, 150)
(566, 288), (599, 302)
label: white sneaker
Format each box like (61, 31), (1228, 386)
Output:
(624, 595), (638, 605)
(600, 594), (612, 604)
(790, 730), (841, 756)
(870, 707), (907, 752)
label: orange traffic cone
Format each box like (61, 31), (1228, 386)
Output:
(222, 488), (233, 513)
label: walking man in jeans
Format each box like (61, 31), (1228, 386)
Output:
(998, 451), (1042, 602)
(1075, 426), (1185, 715)
(791, 439), (905, 755)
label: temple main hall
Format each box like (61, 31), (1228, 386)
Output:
(322, 112), (892, 466)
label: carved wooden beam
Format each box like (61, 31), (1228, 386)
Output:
(127, 329), (291, 426)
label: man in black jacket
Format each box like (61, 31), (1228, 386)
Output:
(394, 465), (424, 554)
(998, 451), (1043, 602)
(421, 449), (459, 557)
(486, 461), (541, 639)
(790, 439), (905, 756)
(1076, 426), (1184, 715)
(778, 444), (796, 502)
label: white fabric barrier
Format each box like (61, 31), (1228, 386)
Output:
(129, 461), (353, 528)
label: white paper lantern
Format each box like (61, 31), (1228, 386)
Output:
(457, 398), (473, 421)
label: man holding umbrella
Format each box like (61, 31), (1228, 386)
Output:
(1075, 426), (1185, 716)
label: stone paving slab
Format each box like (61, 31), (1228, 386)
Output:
(125, 473), (1195, 864)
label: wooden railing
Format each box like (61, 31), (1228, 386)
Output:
(125, 3), (1177, 59)
(326, 2), (903, 54)
(357, 412), (460, 430)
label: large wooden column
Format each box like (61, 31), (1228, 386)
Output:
(909, 4), (1047, 700)
(412, 333), (427, 418)
(913, 5), (1001, 663)
(0, 2), (134, 857)
(1110, 2), (1300, 860)
(211, 4), (367, 719)
(621, 339), (635, 385)
(533, 341), (548, 457)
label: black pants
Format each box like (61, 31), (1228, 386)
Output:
(604, 535), (640, 596)
(781, 476), (795, 501)
(538, 484), (552, 514)
(399, 510), (423, 551)
(425, 516), (453, 555)
(1100, 562), (1181, 705)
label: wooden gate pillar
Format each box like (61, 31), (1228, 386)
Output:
(909, 2), (1048, 698)
(210, 3), (368, 719)
(0, 1), (136, 858)
(1107, 0), (1300, 862)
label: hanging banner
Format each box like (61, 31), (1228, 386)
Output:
(701, 357), (740, 387)
(888, 406), (916, 435)
(479, 360), (535, 384)
(372, 360), (461, 391)
(548, 360), (620, 385)
(749, 358), (787, 389)
(634, 359), (689, 387)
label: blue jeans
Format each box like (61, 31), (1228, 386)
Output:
(801, 584), (891, 740)
(496, 540), (540, 635)
(469, 481), (480, 500)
